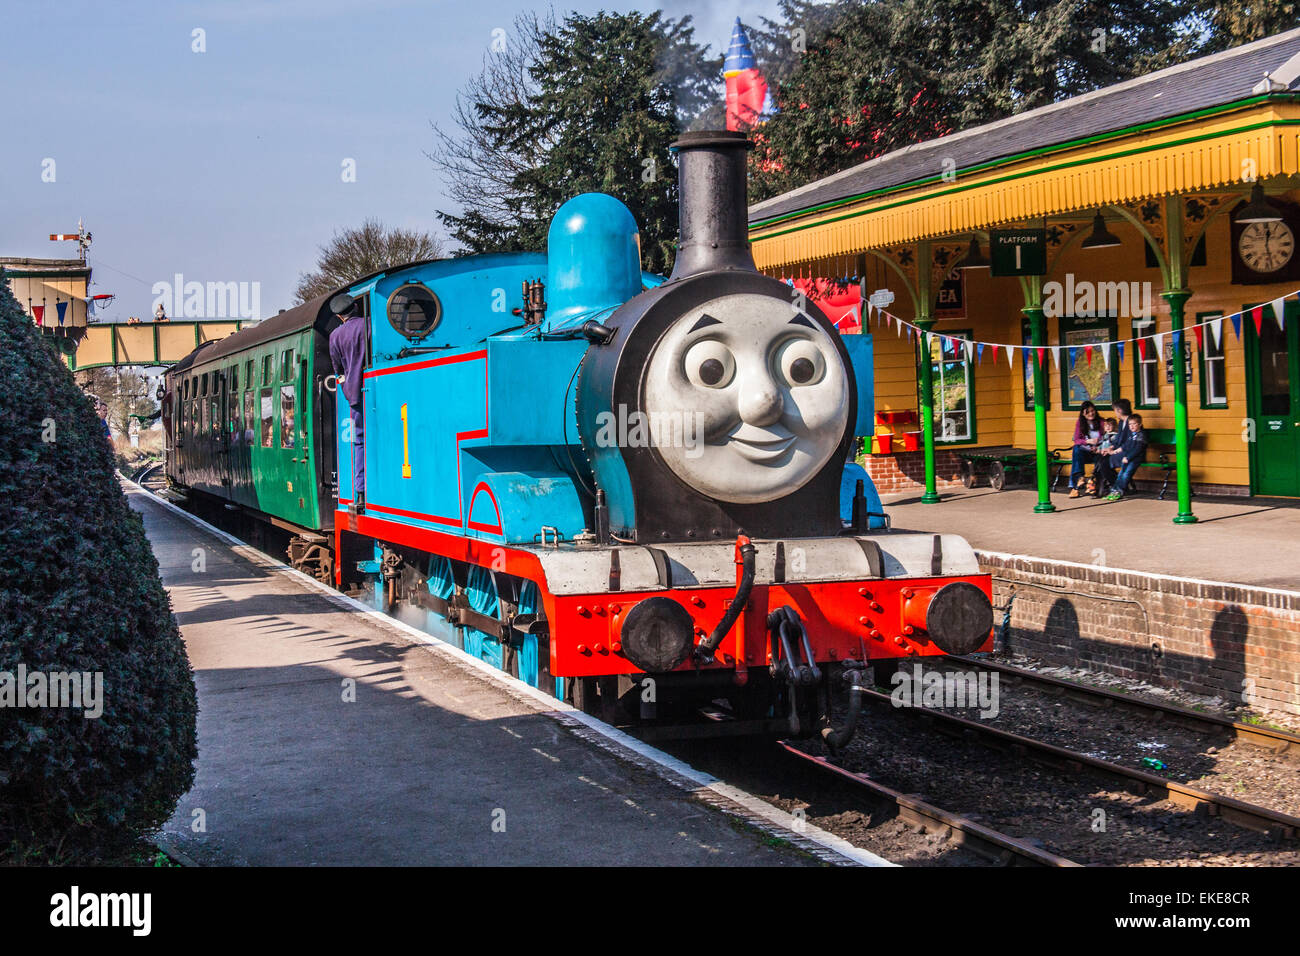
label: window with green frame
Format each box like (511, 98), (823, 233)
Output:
(1058, 314), (1119, 411)
(262, 354), (272, 386)
(918, 329), (977, 443)
(1196, 311), (1228, 409)
(280, 348), (294, 381)
(1131, 315), (1160, 408)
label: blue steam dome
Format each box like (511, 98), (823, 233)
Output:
(545, 193), (642, 330)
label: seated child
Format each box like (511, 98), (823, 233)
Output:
(1104, 414), (1148, 501)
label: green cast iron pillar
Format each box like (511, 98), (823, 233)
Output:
(1163, 289), (1198, 524)
(1024, 304), (1056, 513)
(916, 317), (940, 503)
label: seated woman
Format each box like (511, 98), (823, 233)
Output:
(1068, 400), (1103, 498)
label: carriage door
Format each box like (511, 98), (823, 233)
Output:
(1246, 299), (1300, 497)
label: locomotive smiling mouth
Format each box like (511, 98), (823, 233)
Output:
(728, 424), (797, 463)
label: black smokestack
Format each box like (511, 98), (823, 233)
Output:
(668, 130), (756, 281)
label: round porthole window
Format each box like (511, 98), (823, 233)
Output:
(386, 283), (442, 338)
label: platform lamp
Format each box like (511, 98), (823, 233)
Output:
(1233, 184), (1283, 224)
(958, 236), (990, 269)
(1081, 213), (1121, 249)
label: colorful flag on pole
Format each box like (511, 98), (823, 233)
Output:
(724, 18), (769, 131)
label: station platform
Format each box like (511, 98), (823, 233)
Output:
(884, 487), (1300, 592)
(125, 484), (854, 867)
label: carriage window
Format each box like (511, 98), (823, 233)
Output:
(386, 283), (442, 338)
(231, 366), (238, 392)
(260, 388), (274, 447)
(201, 374), (208, 396)
(262, 355), (272, 386)
(280, 385), (296, 448)
(244, 391), (254, 441)
(246, 360), (254, 387)
(280, 349), (294, 381)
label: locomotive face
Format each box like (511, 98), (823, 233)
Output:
(642, 292), (849, 505)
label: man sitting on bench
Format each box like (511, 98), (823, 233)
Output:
(1100, 413), (1148, 501)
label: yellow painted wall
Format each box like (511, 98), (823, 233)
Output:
(849, 202), (1298, 492)
(8, 272), (88, 326)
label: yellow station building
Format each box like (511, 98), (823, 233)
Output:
(749, 29), (1300, 518)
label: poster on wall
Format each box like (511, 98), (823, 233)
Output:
(934, 268), (965, 319)
(1060, 315), (1119, 410)
(1021, 317), (1048, 411)
(1163, 339), (1193, 384)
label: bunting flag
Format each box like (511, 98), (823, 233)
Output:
(1117, 341), (1125, 364)
(1100, 343), (1110, 370)
(1191, 324), (1203, 349)
(1037, 346), (1047, 368)
(1251, 305), (1264, 335)
(1271, 295), (1288, 331)
(31, 305), (45, 325)
(55, 301), (68, 325)
(1050, 345), (1061, 370)
(1230, 311), (1242, 340)
(1068, 346), (1078, 368)
(990, 344), (1000, 365)
(1171, 329), (1182, 353)
(1136, 337), (1146, 361)
(1006, 344), (1015, 367)
(1084, 344), (1093, 366)
(964, 339), (975, 363)
(1210, 317), (1223, 348)
(976, 342), (985, 364)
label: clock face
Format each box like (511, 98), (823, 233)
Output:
(1238, 221), (1296, 273)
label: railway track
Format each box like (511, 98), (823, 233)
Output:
(773, 740), (1081, 866)
(947, 654), (1300, 754)
(851, 684), (1300, 844)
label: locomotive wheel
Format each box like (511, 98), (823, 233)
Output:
(989, 460), (1007, 491)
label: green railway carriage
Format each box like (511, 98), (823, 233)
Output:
(163, 295), (339, 549)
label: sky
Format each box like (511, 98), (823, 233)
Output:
(0, 0), (781, 322)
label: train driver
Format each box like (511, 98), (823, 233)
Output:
(328, 292), (368, 510)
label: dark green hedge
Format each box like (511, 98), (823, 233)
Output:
(0, 268), (197, 863)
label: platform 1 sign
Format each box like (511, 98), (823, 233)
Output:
(990, 229), (1047, 277)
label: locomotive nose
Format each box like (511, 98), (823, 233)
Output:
(903, 582), (994, 656)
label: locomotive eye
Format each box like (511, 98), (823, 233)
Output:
(775, 338), (825, 387)
(684, 340), (735, 389)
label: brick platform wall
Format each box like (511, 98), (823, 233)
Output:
(978, 551), (1300, 717)
(865, 450), (967, 495)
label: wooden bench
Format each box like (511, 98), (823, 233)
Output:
(1051, 428), (1200, 500)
